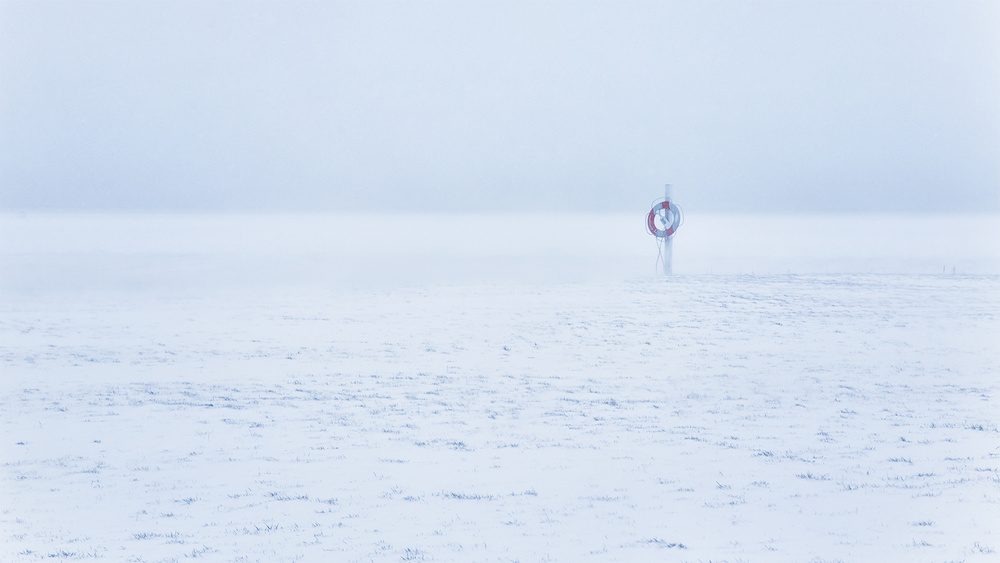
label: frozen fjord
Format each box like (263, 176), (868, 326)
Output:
(3, 274), (999, 561)
(1, 213), (999, 561)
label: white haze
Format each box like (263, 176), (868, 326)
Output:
(2, 2), (999, 560)
(1, 0), (998, 213)
(2, 213), (997, 298)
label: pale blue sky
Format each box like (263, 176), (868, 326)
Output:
(1, 0), (997, 213)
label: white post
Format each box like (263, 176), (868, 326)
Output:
(662, 183), (673, 275)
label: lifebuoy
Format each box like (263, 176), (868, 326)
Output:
(647, 200), (680, 238)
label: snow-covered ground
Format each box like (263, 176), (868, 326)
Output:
(2, 213), (998, 562)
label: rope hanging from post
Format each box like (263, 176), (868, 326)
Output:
(655, 234), (665, 273)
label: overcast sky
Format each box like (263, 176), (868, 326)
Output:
(1, 0), (997, 213)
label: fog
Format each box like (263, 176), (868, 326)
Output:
(2, 0), (998, 213)
(2, 213), (997, 300)
(4, 4), (1000, 560)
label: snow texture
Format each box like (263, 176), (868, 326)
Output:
(1, 213), (998, 562)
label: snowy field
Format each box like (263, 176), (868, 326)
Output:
(2, 213), (999, 562)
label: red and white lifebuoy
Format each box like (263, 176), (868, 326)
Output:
(647, 200), (680, 238)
